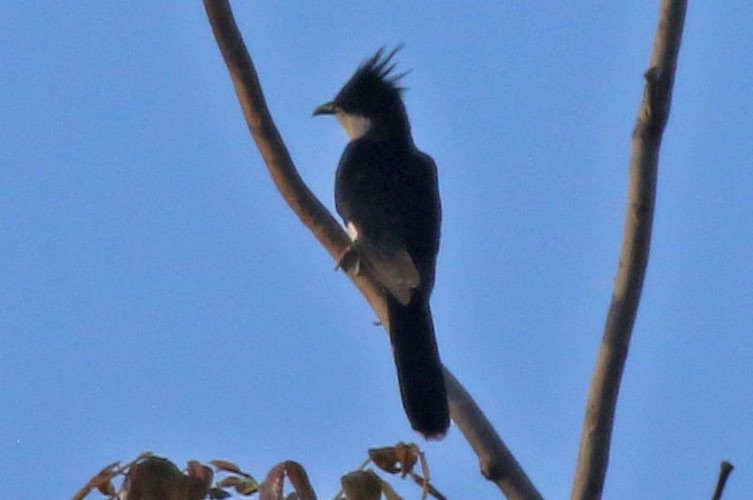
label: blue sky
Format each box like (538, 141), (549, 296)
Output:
(2, 2), (752, 499)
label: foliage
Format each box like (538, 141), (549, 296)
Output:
(74, 443), (446, 500)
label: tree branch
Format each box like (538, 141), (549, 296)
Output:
(444, 369), (541, 499)
(571, 2), (687, 499)
(201, 1), (541, 498)
(711, 461), (734, 500)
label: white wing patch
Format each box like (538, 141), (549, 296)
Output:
(345, 221), (360, 241)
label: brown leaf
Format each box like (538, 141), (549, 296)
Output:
(236, 477), (261, 495)
(393, 443), (419, 477)
(187, 460), (214, 487)
(218, 475), (260, 495)
(210, 459), (243, 474)
(95, 478), (116, 496)
(86, 460), (121, 493)
(88, 464), (118, 491)
(283, 461), (316, 500)
(96, 460), (121, 476)
(217, 476), (244, 488)
(259, 463), (286, 500)
(209, 486), (233, 500)
(126, 457), (182, 500)
(369, 443), (419, 477)
(340, 470), (382, 500)
(369, 446), (401, 474)
(126, 456), (208, 500)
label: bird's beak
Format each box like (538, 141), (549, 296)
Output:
(313, 101), (338, 117)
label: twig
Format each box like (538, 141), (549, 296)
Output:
(711, 461), (734, 500)
(571, 1), (687, 499)
(201, 1), (541, 498)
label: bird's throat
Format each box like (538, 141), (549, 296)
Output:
(337, 113), (372, 140)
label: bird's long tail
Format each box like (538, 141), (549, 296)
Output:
(388, 295), (449, 438)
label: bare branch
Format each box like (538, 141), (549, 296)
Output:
(711, 461), (734, 500)
(445, 369), (542, 499)
(201, 1), (541, 498)
(571, 1), (687, 499)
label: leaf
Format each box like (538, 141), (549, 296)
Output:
(259, 463), (286, 500)
(236, 477), (261, 495)
(369, 446), (400, 474)
(209, 486), (233, 500)
(217, 476), (244, 488)
(218, 475), (260, 495)
(125, 457), (183, 500)
(87, 464), (119, 493)
(283, 461), (316, 500)
(95, 478), (116, 496)
(187, 460), (214, 486)
(369, 443), (419, 477)
(340, 470), (382, 500)
(395, 443), (419, 477)
(210, 459), (243, 474)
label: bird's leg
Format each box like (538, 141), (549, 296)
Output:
(334, 244), (361, 274)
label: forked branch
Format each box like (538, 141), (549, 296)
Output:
(571, 1), (687, 499)
(202, 1), (541, 498)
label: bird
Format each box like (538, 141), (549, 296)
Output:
(313, 47), (449, 438)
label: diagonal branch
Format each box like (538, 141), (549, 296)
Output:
(711, 461), (734, 500)
(571, 1), (687, 499)
(202, 1), (541, 498)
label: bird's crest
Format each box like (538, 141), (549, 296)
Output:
(357, 46), (408, 91)
(334, 46), (410, 113)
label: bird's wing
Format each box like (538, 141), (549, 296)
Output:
(350, 225), (419, 305)
(335, 140), (423, 305)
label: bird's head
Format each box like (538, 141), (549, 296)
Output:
(314, 47), (410, 142)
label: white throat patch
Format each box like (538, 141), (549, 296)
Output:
(337, 113), (372, 140)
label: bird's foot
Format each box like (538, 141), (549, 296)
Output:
(335, 245), (361, 274)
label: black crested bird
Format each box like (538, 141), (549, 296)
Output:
(314, 48), (449, 438)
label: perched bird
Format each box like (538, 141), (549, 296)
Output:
(314, 48), (449, 438)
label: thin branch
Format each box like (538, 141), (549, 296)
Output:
(444, 369), (541, 499)
(711, 461), (734, 500)
(201, 1), (541, 498)
(571, 1), (687, 499)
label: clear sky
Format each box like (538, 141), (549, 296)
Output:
(2, 2), (751, 499)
